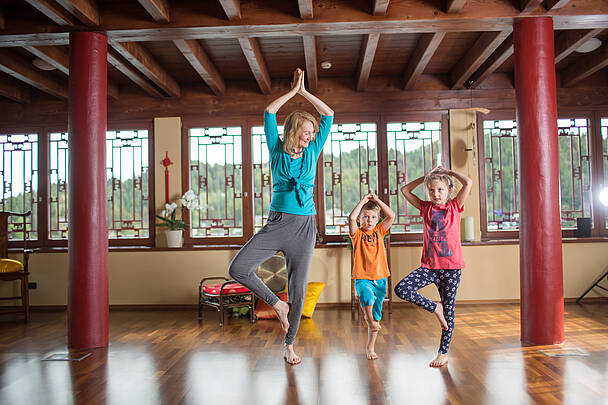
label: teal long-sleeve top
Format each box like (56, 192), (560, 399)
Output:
(264, 111), (333, 215)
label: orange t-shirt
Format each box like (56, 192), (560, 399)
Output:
(350, 223), (390, 280)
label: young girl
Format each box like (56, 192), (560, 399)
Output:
(394, 166), (472, 367)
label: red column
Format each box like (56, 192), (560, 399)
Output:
(67, 32), (109, 349)
(514, 17), (564, 345)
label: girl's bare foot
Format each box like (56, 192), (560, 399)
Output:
(283, 344), (301, 365)
(429, 353), (448, 367)
(434, 302), (448, 331)
(273, 300), (290, 334)
(366, 348), (378, 360)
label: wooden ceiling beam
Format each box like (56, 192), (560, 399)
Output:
(111, 41), (180, 97)
(25, 45), (120, 99)
(107, 50), (164, 98)
(298, 0), (313, 19)
(372, 0), (390, 16)
(545, 0), (571, 10)
(0, 75), (31, 104)
(23, 0), (75, 26)
(561, 43), (608, 87)
(520, 0), (544, 13)
(446, 0), (468, 13)
(54, 0), (99, 26)
(173, 39), (225, 96)
(356, 33), (380, 91)
(555, 29), (603, 64)
(238, 37), (271, 95)
(449, 29), (511, 89)
(24, 45), (69, 74)
(218, 0), (241, 20)
(302, 35), (318, 92)
(0, 48), (67, 99)
(467, 34), (513, 88)
(0, 11), (5, 30)
(136, 0), (170, 24)
(404, 32), (446, 90)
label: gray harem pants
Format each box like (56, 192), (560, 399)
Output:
(228, 210), (316, 345)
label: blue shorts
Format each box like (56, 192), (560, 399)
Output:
(354, 278), (387, 321)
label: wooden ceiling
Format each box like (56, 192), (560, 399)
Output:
(0, 0), (608, 105)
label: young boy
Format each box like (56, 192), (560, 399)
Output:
(349, 193), (395, 360)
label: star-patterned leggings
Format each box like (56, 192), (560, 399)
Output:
(394, 267), (462, 354)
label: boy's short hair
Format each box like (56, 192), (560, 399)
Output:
(361, 200), (381, 214)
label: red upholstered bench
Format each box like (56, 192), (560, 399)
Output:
(198, 277), (255, 326)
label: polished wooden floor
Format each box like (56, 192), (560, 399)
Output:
(1, 303), (607, 405)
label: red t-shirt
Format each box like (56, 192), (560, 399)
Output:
(420, 199), (465, 269)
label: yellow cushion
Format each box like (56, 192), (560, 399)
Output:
(301, 282), (324, 318)
(0, 259), (24, 273)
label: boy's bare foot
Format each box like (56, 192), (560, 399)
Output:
(273, 300), (290, 334)
(363, 312), (382, 331)
(429, 353), (448, 367)
(366, 348), (378, 360)
(283, 344), (301, 365)
(434, 302), (448, 331)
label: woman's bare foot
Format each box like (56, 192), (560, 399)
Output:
(283, 344), (301, 365)
(434, 302), (448, 331)
(273, 300), (290, 334)
(429, 353), (448, 367)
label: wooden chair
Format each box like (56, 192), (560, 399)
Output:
(351, 234), (392, 320)
(0, 211), (32, 320)
(198, 277), (255, 326)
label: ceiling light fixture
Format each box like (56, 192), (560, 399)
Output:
(320, 61), (332, 69)
(32, 57), (56, 71)
(575, 37), (602, 53)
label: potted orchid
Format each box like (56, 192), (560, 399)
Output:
(156, 190), (200, 247)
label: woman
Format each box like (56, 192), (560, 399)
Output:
(229, 68), (334, 365)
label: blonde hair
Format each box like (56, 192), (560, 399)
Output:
(424, 172), (455, 200)
(282, 111), (319, 154)
(361, 200), (380, 214)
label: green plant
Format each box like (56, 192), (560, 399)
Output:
(156, 190), (200, 231)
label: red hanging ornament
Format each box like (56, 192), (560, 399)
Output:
(160, 151), (173, 204)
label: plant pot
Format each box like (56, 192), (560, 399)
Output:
(165, 230), (183, 248)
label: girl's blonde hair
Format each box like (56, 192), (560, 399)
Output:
(424, 171), (456, 200)
(282, 110), (319, 154)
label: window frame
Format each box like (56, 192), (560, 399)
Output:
(477, 109), (608, 239)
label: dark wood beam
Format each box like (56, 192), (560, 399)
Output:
(555, 29), (603, 64)
(23, 0), (75, 26)
(238, 37), (271, 95)
(107, 81), (119, 100)
(404, 32), (446, 90)
(0, 75), (31, 104)
(54, 0), (99, 26)
(136, 0), (170, 24)
(545, 0), (571, 10)
(446, 0), (468, 13)
(520, 0), (543, 13)
(111, 41), (180, 97)
(24, 45), (119, 99)
(0, 49), (67, 99)
(356, 33), (380, 91)
(467, 34), (513, 88)
(561, 43), (608, 87)
(298, 0), (313, 19)
(450, 30), (512, 89)
(24, 45), (69, 74)
(218, 0), (241, 20)
(372, 0), (390, 16)
(107, 50), (164, 98)
(302, 35), (318, 92)
(0, 11), (5, 30)
(173, 39), (225, 96)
